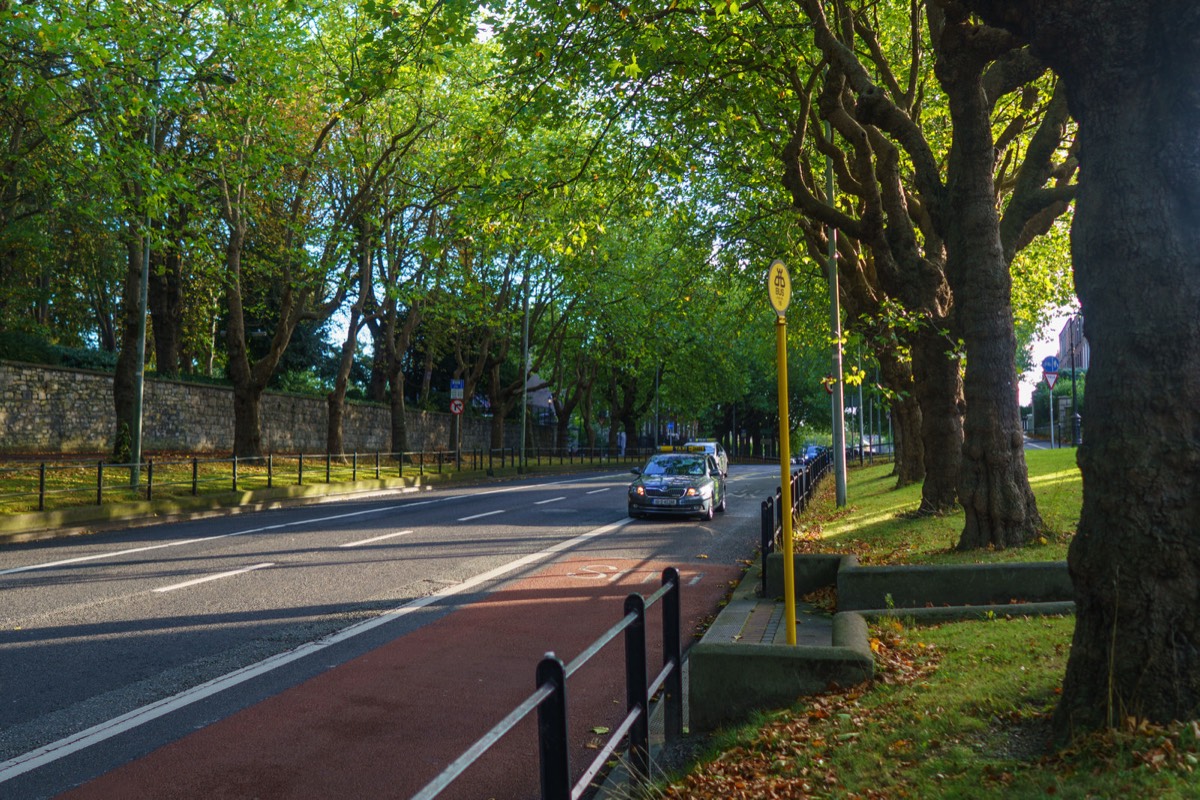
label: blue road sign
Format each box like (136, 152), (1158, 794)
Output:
(1041, 356), (1060, 373)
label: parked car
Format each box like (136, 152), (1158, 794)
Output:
(627, 452), (727, 520)
(682, 440), (729, 474)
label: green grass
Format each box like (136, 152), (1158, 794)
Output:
(658, 449), (1199, 799)
(667, 615), (1200, 798)
(796, 448), (1082, 564)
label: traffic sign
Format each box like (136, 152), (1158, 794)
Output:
(450, 379), (464, 400)
(449, 398), (464, 415)
(1041, 355), (1060, 373)
(766, 259), (791, 316)
(1044, 371), (1058, 389)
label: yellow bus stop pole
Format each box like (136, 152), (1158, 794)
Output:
(775, 315), (797, 645)
(766, 259), (796, 644)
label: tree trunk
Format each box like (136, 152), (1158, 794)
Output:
(878, 351), (923, 487)
(326, 306), (359, 457)
(910, 327), (962, 513)
(232, 382), (264, 458)
(389, 370), (408, 454)
(938, 30), (1040, 547)
(111, 235), (143, 461)
(960, 0), (1200, 737)
(147, 216), (186, 378)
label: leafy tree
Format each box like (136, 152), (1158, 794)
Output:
(966, 0), (1200, 739)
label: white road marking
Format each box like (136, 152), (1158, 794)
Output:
(153, 563), (274, 593)
(0, 474), (632, 577)
(0, 518), (632, 783)
(339, 530), (413, 548)
(535, 497), (566, 505)
(586, 488), (611, 495)
(689, 572), (705, 586)
(457, 509), (505, 522)
(566, 564), (619, 580)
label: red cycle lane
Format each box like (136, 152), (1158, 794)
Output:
(59, 557), (741, 800)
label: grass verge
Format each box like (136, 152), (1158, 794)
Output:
(656, 450), (1200, 798)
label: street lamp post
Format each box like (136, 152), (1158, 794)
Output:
(1071, 315), (1082, 446)
(129, 63), (160, 489)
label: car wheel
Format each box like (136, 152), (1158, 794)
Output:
(717, 493), (727, 512)
(702, 501), (715, 521)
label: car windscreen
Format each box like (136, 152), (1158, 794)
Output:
(642, 456), (707, 476)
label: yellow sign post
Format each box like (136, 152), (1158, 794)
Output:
(766, 259), (797, 646)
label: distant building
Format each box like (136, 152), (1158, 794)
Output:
(1057, 314), (1089, 371)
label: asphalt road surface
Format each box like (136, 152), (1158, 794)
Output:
(0, 463), (785, 799)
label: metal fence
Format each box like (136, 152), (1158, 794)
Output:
(0, 447), (655, 515)
(411, 567), (683, 800)
(760, 451), (833, 596)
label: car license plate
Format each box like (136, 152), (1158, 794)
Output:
(651, 498), (677, 506)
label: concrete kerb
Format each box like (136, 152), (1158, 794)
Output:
(687, 554), (1076, 737)
(687, 562), (874, 734)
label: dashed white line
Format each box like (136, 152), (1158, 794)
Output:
(153, 563), (274, 593)
(0, 518), (631, 783)
(457, 509), (505, 522)
(586, 488), (611, 495)
(535, 497), (566, 505)
(2, 472), (634, 577)
(339, 530), (413, 548)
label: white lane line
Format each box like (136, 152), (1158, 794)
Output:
(0, 504), (446, 577)
(457, 509), (505, 522)
(586, 488), (611, 495)
(535, 497), (566, 505)
(153, 563), (275, 594)
(339, 530), (413, 548)
(0, 518), (631, 783)
(1, 473), (635, 577)
(689, 572), (705, 586)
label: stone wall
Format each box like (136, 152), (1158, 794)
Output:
(0, 361), (550, 455)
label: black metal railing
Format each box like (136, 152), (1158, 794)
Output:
(411, 567), (683, 800)
(0, 447), (657, 516)
(760, 451), (833, 595)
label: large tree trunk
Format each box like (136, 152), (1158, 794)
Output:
(962, 0), (1200, 738)
(937, 26), (1040, 548)
(910, 327), (963, 512)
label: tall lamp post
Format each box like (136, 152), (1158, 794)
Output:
(129, 63), (234, 488)
(1071, 314), (1082, 446)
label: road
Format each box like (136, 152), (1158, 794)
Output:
(0, 463), (784, 799)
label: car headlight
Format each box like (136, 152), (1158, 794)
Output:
(685, 487), (699, 497)
(632, 486), (645, 496)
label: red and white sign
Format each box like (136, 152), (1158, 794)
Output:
(449, 398), (464, 415)
(1044, 371), (1058, 389)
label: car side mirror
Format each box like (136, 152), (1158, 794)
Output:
(630, 467), (641, 475)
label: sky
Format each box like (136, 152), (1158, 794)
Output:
(1018, 306), (1073, 406)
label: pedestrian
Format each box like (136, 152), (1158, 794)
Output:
(617, 429), (626, 457)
